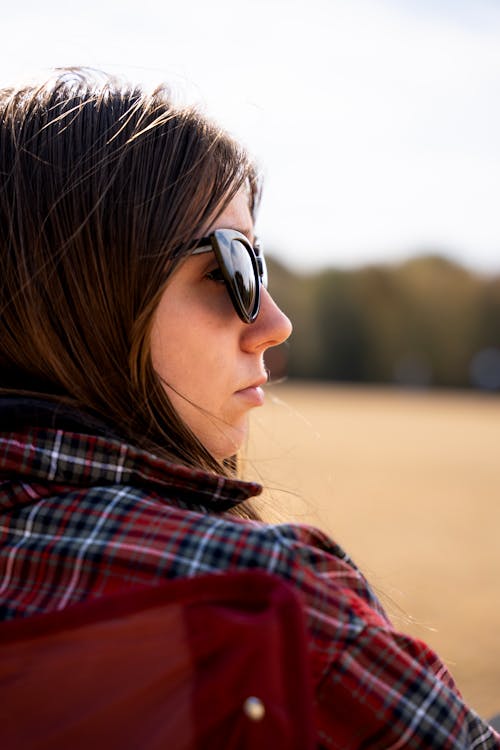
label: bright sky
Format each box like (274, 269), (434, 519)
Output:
(2, 0), (500, 273)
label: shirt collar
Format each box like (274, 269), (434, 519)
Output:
(0, 397), (262, 512)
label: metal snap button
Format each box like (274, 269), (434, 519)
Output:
(243, 696), (265, 721)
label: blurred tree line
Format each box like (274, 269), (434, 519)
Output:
(266, 254), (500, 390)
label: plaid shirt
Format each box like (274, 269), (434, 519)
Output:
(1, 400), (498, 749)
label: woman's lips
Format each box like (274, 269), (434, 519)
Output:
(235, 384), (265, 406)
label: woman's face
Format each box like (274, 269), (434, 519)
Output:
(150, 190), (292, 461)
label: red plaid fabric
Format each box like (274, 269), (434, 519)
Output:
(1, 399), (499, 749)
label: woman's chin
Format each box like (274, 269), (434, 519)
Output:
(206, 418), (249, 463)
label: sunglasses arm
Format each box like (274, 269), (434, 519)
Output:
(191, 243), (213, 256)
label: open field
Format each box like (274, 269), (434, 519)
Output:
(245, 382), (500, 719)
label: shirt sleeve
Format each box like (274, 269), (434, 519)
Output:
(250, 522), (500, 750)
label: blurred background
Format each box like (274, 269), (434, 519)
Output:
(2, 0), (499, 719)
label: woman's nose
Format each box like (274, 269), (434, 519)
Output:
(240, 287), (292, 353)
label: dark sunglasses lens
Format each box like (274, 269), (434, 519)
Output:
(229, 239), (257, 316)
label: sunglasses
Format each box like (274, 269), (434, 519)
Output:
(191, 228), (268, 324)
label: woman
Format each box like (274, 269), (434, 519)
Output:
(0, 69), (498, 748)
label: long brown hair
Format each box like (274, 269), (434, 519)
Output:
(0, 68), (261, 511)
